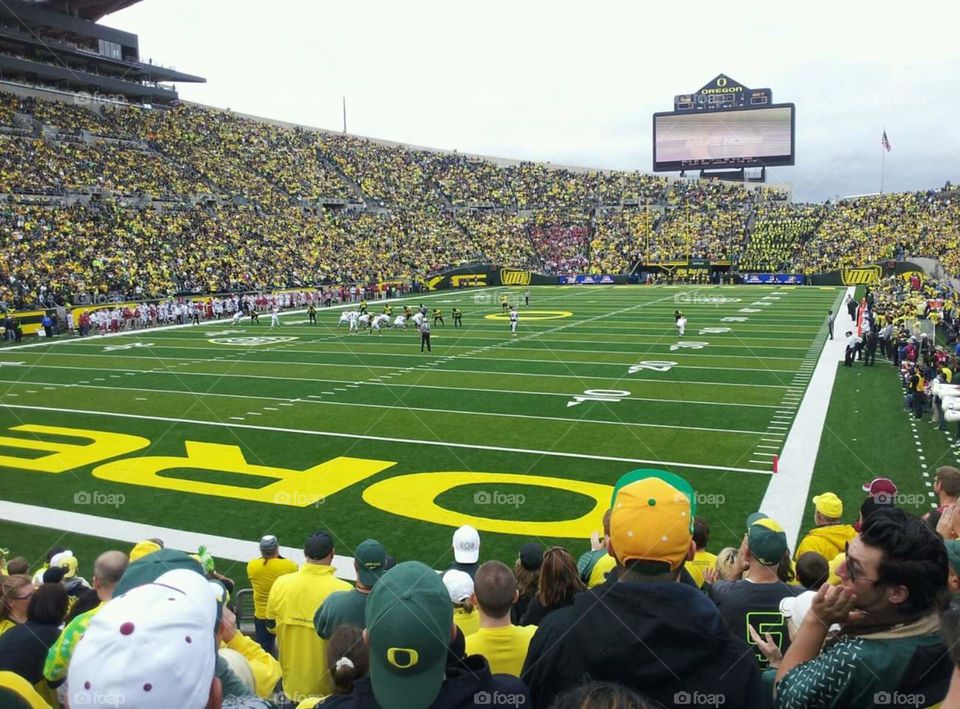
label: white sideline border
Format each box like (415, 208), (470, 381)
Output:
(759, 287), (854, 547)
(0, 499), (358, 581)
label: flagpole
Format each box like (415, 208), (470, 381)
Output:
(880, 127), (886, 194)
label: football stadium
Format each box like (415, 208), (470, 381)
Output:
(0, 1), (959, 707)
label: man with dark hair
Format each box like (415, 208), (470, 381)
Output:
(685, 516), (718, 588)
(775, 508), (952, 708)
(522, 469), (762, 707)
(795, 552), (829, 591)
(464, 561), (535, 677)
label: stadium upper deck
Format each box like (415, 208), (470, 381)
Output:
(0, 85), (958, 309)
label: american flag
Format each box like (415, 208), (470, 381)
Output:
(881, 130), (891, 152)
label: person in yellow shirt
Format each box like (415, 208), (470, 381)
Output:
(246, 534), (297, 654)
(464, 561), (536, 677)
(266, 531), (351, 704)
(794, 492), (856, 562)
(685, 517), (719, 589)
(442, 569), (479, 637)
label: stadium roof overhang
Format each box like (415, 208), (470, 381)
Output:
(26, 0), (142, 22)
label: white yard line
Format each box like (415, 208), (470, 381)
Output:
(0, 500), (358, 581)
(0, 402), (772, 475)
(0, 390), (769, 435)
(0, 371), (783, 409)
(759, 287), (854, 548)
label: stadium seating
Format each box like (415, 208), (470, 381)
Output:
(2, 88), (960, 310)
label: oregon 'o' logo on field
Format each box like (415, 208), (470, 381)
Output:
(841, 266), (882, 286)
(485, 311), (572, 321)
(500, 269), (532, 286)
(208, 336), (298, 346)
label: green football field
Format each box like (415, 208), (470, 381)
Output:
(0, 284), (876, 577)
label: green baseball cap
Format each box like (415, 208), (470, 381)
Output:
(746, 513), (788, 566)
(354, 539), (387, 587)
(365, 561), (452, 709)
(114, 549), (205, 597)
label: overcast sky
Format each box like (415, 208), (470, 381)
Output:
(107, 0), (960, 203)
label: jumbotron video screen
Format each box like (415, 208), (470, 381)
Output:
(653, 104), (795, 171)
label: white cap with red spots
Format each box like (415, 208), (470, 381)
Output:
(68, 568), (219, 708)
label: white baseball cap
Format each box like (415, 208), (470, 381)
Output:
(452, 525), (480, 564)
(68, 568), (219, 709)
(442, 569), (475, 603)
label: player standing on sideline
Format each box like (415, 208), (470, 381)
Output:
(433, 308), (444, 327)
(509, 306), (519, 336)
(826, 309), (834, 340)
(674, 310), (686, 337)
(308, 304), (317, 324)
(270, 305), (280, 328)
(453, 307), (462, 328)
(524, 289), (531, 306)
(190, 302), (200, 325)
(420, 317), (432, 352)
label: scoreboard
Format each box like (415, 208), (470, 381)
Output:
(653, 74), (795, 172)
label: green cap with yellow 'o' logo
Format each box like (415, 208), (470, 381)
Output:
(365, 560), (453, 709)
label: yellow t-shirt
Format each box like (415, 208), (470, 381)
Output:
(464, 624), (537, 677)
(247, 557), (298, 619)
(587, 553), (617, 588)
(685, 549), (719, 588)
(0, 671), (50, 709)
(296, 698), (325, 709)
(0, 619), (16, 638)
(266, 563), (351, 701)
(453, 606), (480, 637)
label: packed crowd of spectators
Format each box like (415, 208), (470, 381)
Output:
(5, 467), (960, 708)
(3, 89), (960, 309)
(798, 191), (960, 280)
(740, 204), (824, 272)
(589, 208), (659, 273)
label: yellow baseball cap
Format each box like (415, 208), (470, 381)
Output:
(610, 469), (696, 571)
(813, 492), (843, 518)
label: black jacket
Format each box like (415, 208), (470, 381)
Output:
(521, 577), (763, 709)
(322, 654), (529, 709)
